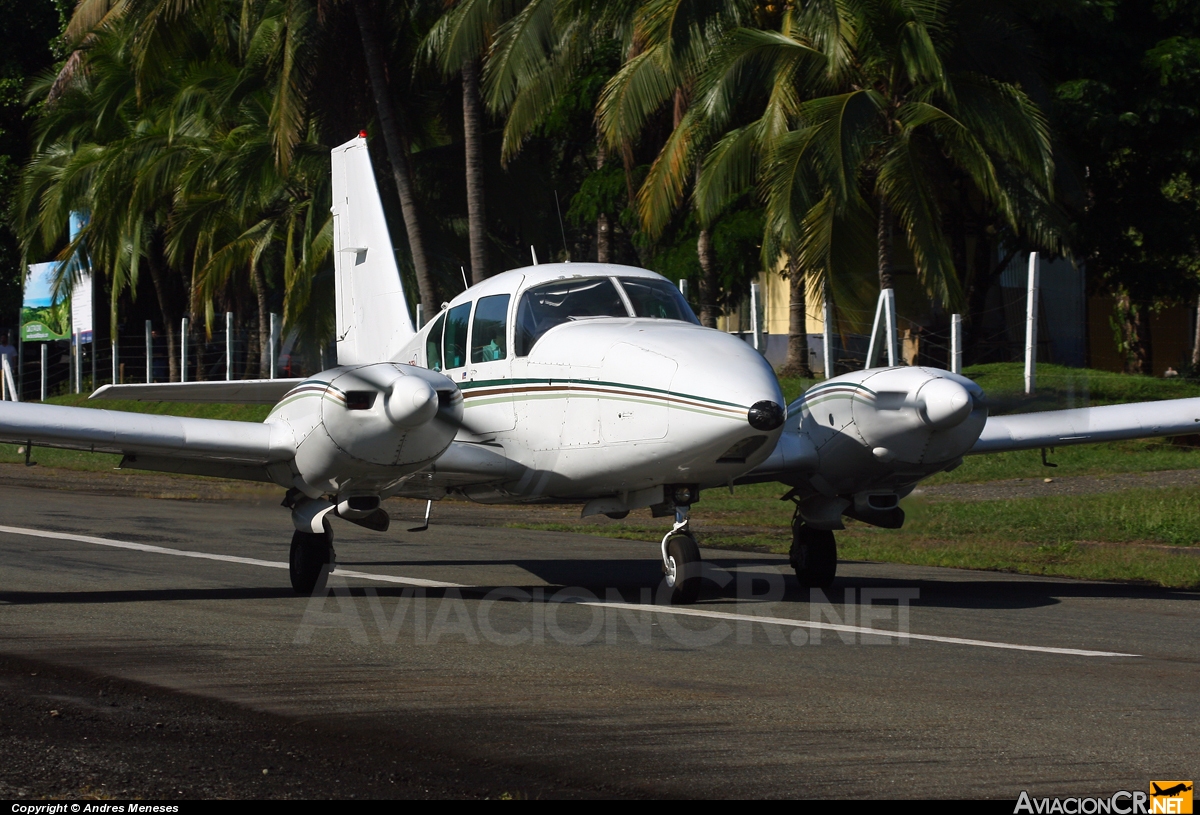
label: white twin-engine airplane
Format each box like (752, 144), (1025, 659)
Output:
(2, 134), (1199, 603)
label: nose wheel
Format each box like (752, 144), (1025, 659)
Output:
(790, 518), (837, 589)
(290, 526), (335, 594)
(661, 506), (702, 604)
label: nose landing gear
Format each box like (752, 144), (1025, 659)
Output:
(661, 504), (702, 605)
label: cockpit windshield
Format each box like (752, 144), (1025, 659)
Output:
(514, 277), (628, 356)
(619, 277), (700, 324)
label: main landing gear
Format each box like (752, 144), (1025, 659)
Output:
(661, 503), (702, 605)
(290, 524), (335, 594)
(790, 510), (837, 589)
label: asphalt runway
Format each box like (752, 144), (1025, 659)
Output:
(0, 485), (1197, 799)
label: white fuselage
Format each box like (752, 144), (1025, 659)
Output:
(393, 263), (786, 513)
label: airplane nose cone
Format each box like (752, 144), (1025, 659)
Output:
(917, 378), (973, 429)
(747, 400), (786, 431)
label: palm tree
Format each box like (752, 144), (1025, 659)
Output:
(20, 26), (192, 380)
(595, 0), (760, 330)
(423, 0), (499, 284)
(617, 1), (1059, 373)
(694, 0), (1058, 316)
(22, 2), (337, 380)
(481, 0), (636, 264)
(60, 0), (442, 320)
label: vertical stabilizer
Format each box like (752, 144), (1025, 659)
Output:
(330, 135), (415, 365)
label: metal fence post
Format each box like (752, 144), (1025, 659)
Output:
(145, 320), (152, 383)
(269, 313), (280, 379)
(40, 343), (47, 401)
(112, 339), (118, 386)
(749, 282), (763, 352)
(225, 311), (233, 380)
(73, 333), (81, 394)
(822, 285), (834, 379)
(1, 355), (18, 402)
(1025, 252), (1039, 395)
(951, 313), (963, 375)
(181, 316), (189, 383)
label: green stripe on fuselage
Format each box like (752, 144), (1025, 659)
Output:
(457, 376), (744, 411)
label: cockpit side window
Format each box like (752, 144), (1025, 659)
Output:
(618, 277), (700, 324)
(514, 277), (629, 356)
(443, 302), (471, 369)
(425, 312), (446, 372)
(471, 294), (510, 363)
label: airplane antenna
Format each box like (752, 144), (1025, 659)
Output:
(554, 190), (569, 261)
(530, 246), (539, 265)
(460, 266), (469, 291)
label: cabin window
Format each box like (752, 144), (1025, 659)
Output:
(443, 302), (471, 369)
(618, 277), (700, 324)
(471, 294), (510, 363)
(514, 277), (629, 356)
(425, 312), (446, 371)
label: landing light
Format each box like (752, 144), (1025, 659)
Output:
(672, 485), (695, 505)
(747, 401), (785, 431)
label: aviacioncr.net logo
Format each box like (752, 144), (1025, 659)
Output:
(1015, 791), (1149, 814)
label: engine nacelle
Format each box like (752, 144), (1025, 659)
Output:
(780, 367), (988, 530)
(271, 363), (461, 497)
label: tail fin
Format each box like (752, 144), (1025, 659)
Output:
(330, 135), (415, 365)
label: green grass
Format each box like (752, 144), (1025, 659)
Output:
(39, 393), (271, 421)
(929, 438), (1199, 483)
(834, 535), (1200, 589)
(961, 362), (1200, 412)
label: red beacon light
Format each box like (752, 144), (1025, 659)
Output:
(359, 130), (368, 138)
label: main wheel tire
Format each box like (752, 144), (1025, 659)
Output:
(790, 523), (837, 589)
(663, 533), (702, 605)
(290, 528), (334, 594)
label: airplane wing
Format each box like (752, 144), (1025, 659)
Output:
(970, 397), (1200, 454)
(0, 401), (295, 482)
(90, 379), (304, 404)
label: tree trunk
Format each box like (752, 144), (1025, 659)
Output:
(1114, 291), (1151, 375)
(595, 137), (610, 263)
(353, 0), (437, 311)
(779, 258), (813, 378)
(877, 200), (894, 291)
(1135, 299), (1152, 375)
(253, 260), (270, 379)
(697, 227), (718, 328)
(145, 229), (178, 382)
(1192, 293), (1200, 369)
(462, 56), (488, 284)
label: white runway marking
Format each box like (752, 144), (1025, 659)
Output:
(0, 524), (1140, 658)
(582, 601), (1139, 658)
(0, 524), (466, 589)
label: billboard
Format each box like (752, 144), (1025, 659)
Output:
(20, 261), (71, 342)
